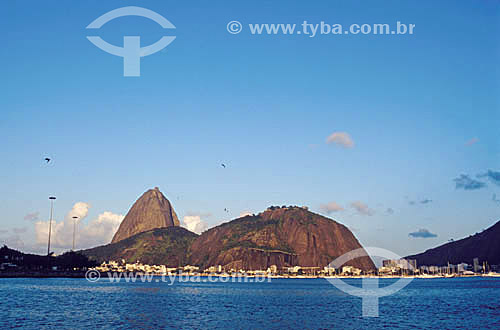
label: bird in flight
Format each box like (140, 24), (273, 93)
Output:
(224, 208), (229, 212)
(44, 158), (51, 163)
(221, 163), (226, 168)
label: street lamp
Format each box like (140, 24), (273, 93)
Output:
(72, 216), (78, 251)
(47, 196), (56, 256)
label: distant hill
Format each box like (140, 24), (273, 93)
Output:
(111, 187), (180, 243)
(189, 206), (375, 271)
(406, 220), (500, 266)
(0, 245), (96, 270)
(82, 226), (198, 267)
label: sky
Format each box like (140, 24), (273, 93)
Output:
(0, 0), (498, 257)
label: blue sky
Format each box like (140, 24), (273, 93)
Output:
(1, 0), (498, 257)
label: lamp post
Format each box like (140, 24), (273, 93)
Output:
(72, 216), (78, 251)
(47, 196), (56, 256)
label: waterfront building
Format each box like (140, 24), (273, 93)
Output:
(341, 266), (361, 276)
(473, 258), (480, 273)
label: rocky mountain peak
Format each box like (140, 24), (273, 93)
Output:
(111, 187), (180, 244)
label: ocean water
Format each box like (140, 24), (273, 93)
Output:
(1, 277), (499, 329)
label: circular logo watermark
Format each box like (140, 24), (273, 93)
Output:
(85, 269), (101, 282)
(86, 6), (176, 77)
(227, 21), (243, 34)
(326, 247), (414, 317)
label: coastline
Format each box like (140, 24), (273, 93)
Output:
(0, 271), (87, 278)
(1, 271), (499, 279)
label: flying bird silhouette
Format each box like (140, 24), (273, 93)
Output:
(221, 163), (226, 168)
(224, 208), (229, 212)
(44, 158), (51, 163)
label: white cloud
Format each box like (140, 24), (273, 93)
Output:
(181, 215), (207, 235)
(68, 202), (91, 220)
(408, 228), (437, 238)
(34, 202), (124, 251)
(0, 229), (25, 251)
(326, 132), (354, 148)
(24, 212), (39, 222)
(320, 201), (344, 214)
(1, 235), (25, 250)
(79, 212), (124, 247)
(351, 201), (374, 216)
(35, 220), (63, 249)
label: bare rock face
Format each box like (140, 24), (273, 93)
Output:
(189, 206), (375, 271)
(111, 187), (180, 244)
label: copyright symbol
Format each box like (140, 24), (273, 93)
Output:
(85, 269), (100, 282)
(227, 20), (242, 34)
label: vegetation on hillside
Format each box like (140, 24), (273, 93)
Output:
(82, 226), (198, 266)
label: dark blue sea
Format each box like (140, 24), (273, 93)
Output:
(2, 277), (499, 329)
